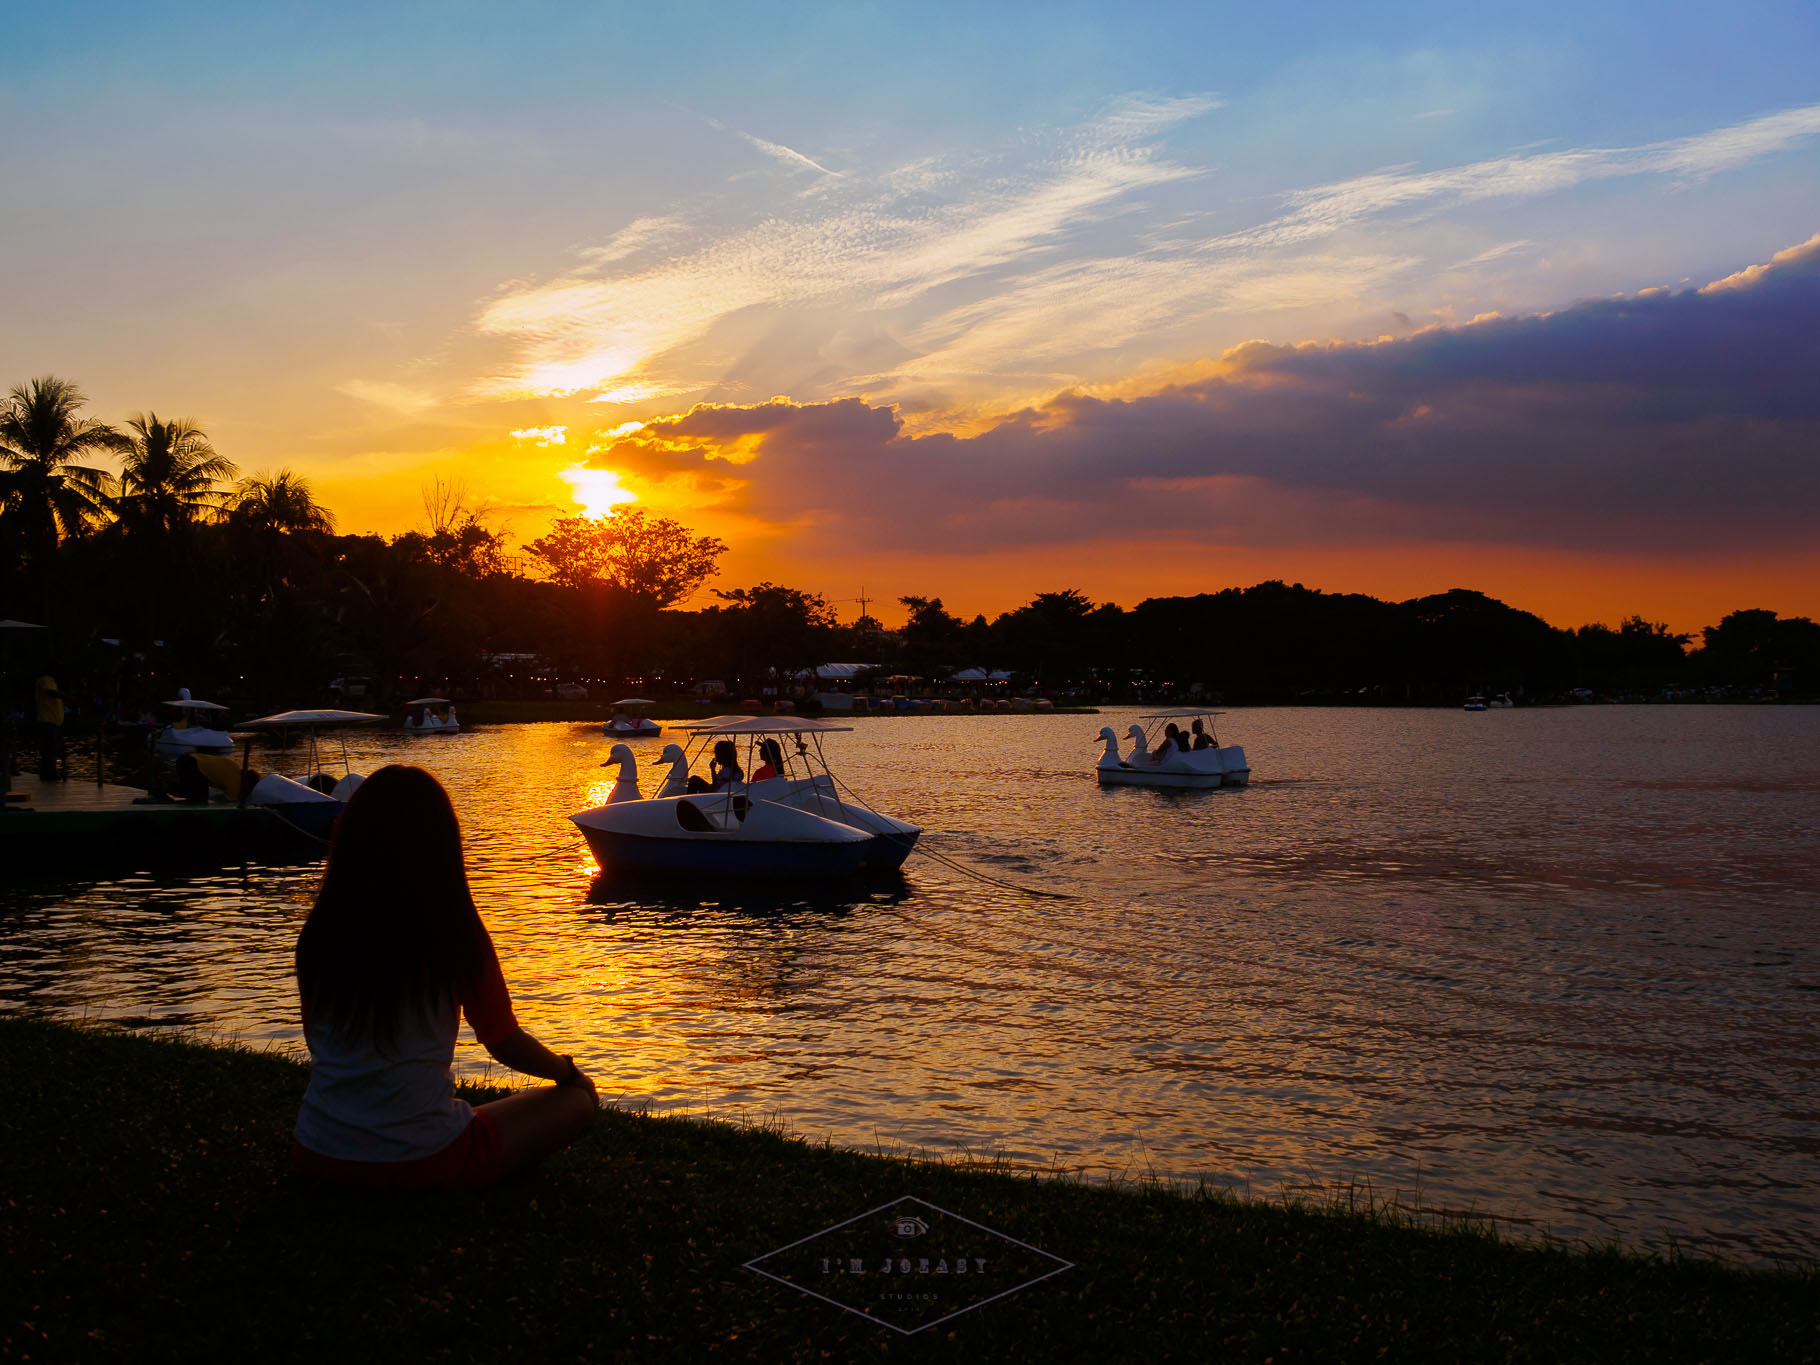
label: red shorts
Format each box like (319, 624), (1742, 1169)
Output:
(290, 1108), (503, 1189)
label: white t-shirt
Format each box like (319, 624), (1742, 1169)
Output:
(294, 936), (517, 1163)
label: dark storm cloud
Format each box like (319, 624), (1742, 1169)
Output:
(592, 235), (1820, 554)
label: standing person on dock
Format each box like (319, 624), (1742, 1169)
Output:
(33, 672), (63, 781)
(291, 765), (597, 1188)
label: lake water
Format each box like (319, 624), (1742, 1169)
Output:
(3, 707), (1816, 1264)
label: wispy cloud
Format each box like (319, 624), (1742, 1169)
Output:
(466, 99), (1820, 411)
(700, 113), (842, 177)
(469, 95), (1217, 399)
(738, 130), (842, 178)
(337, 379), (438, 416)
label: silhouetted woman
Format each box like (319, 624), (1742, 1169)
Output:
(687, 739), (743, 794)
(292, 765), (597, 1188)
(750, 738), (785, 782)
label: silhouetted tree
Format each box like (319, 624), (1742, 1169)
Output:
(527, 507), (726, 608)
(0, 377), (122, 602)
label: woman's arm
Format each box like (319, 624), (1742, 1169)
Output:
(484, 1027), (598, 1099)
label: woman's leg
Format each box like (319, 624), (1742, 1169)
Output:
(475, 1085), (597, 1178)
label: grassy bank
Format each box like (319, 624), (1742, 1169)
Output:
(1, 1020), (1811, 1363)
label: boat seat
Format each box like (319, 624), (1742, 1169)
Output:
(676, 796), (750, 831)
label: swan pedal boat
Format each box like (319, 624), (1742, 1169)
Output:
(1096, 709), (1251, 789)
(602, 698), (662, 738)
(231, 708), (385, 836)
(151, 690), (235, 758)
(402, 697), (460, 733)
(574, 717), (920, 877)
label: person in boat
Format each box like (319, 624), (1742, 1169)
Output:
(1150, 723), (1187, 761)
(687, 739), (743, 794)
(608, 708), (631, 730)
(1191, 720), (1214, 751)
(291, 765), (597, 1189)
(751, 738), (784, 782)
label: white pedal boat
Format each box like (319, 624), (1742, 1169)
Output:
(1096, 709), (1251, 789)
(575, 717), (920, 876)
(231, 708), (385, 837)
(402, 697), (460, 733)
(602, 698), (662, 738)
(152, 689), (235, 758)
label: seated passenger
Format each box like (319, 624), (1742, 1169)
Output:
(1191, 720), (1214, 750)
(750, 738), (784, 783)
(1152, 723), (1186, 761)
(686, 739), (744, 794)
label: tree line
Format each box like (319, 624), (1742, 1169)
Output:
(3, 375), (1816, 716)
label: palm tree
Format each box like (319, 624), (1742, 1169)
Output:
(114, 413), (238, 538)
(229, 468), (336, 536)
(0, 376), (123, 570)
(227, 469), (337, 599)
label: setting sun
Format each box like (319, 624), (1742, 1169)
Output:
(559, 462), (638, 518)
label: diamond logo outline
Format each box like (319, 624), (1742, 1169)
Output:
(743, 1193), (1075, 1336)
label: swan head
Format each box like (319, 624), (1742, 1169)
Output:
(1127, 723), (1146, 741)
(654, 743), (686, 767)
(1098, 726), (1118, 743)
(601, 742), (635, 768)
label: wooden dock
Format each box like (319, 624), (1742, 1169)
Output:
(1, 774), (318, 869)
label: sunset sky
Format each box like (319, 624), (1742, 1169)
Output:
(5, 1), (1818, 630)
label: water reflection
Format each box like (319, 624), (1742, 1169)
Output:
(2, 706), (1817, 1263)
(586, 868), (909, 919)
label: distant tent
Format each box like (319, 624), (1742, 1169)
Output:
(794, 662), (877, 681)
(951, 667), (1012, 682)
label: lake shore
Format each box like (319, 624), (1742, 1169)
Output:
(3, 1018), (1812, 1362)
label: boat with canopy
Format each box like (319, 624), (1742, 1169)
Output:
(151, 689), (235, 759)
(602, 699), (662, 737)
(229, 708), (385, 837)
(571, 715), (920, 877)
(402, 697), (460, 733)
(1096, 709), (1251, 789)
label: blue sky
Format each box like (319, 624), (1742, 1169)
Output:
(4, 1), (1817, 624)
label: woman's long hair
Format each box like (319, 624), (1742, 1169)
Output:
(295, 765), (488, 1043)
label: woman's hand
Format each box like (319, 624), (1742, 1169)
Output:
(486, 1028), (598, 1100)
(556, 1054), (599, 1100)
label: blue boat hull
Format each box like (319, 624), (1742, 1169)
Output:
(862, 829), (919, 871)
(580, 829), (871, 878)
(264, 800), (344, 839)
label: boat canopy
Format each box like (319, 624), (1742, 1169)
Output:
(236, 709), (386, 729)
(164, 698), (229, 711)
(403, 697), (450, 706)
(1139, 708), (1226, 719)
(610, 697), (656, 707)
(672, 715), (854, 735)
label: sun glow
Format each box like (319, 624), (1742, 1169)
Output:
(559, 463), (638, 518)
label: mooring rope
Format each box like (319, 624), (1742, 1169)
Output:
(819, 767), (1077, 901)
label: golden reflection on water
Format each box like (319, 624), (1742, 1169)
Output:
(2, 707), (1818, 1262)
